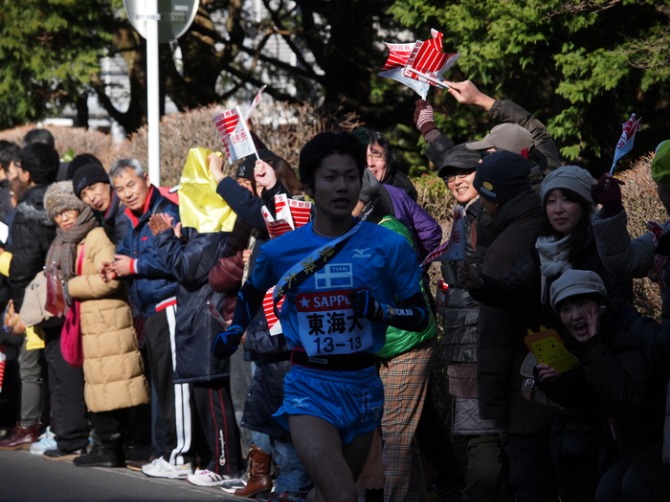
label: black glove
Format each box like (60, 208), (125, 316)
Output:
(212, 325), (244, 359)
(413, 99), (437, 137)
(350, 289), (388, 322)
(592, 173), (624, 218)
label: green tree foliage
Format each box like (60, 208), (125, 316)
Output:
(0, 0), (114, 129)
(4, 0), (667, 174)
(389, 0), (670, 171)
(1, 0), (420, 136)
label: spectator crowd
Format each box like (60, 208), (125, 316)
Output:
(1, 79), (670, 502)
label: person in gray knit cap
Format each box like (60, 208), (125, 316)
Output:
(43, 181), (148, 466)
(536, 268), (670, 501)
(461, 163), (633, 501)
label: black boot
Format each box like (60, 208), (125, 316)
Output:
(73, 434), (125, 468)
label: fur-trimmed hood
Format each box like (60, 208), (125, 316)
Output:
(15, 184), (55, 228)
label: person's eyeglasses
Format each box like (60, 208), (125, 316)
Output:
(366, 151), (385, 161)
(443, 170), (476, 183)
(54, 209), (79, 223)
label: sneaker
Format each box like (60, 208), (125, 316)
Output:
(42, 447), (86, 461)
(141, 457), (192, 479)
(126, 455), (155, 472)
(30, 427), (56, 455)
(187, 468), (227, 487)
(220, 473), (248, 493)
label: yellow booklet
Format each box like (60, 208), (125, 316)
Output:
(524, 328), (579, 373)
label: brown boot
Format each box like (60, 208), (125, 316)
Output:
(233, 445), (273, 498)
(0, 423), (40, 451)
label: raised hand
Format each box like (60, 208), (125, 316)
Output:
(212, 324), (244, 359)
(413, 99), (437, 136)
(592, 173), (624, 217)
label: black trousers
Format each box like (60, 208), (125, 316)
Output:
(44, 327), (89, 452)
(192, 380), (243, 476)
(143, 305), (193, 465)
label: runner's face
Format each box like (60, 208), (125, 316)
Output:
(310, 153), (361, 223)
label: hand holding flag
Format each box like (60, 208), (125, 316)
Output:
(379, 29), (459, 99)
(610, 113), (641, 174)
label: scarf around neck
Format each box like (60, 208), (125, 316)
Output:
(45, 206), (99, 281)
(535, 233), (572, 304)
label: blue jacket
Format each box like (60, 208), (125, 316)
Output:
(116, 186), (179, 318)
(154, 223), (251, 383)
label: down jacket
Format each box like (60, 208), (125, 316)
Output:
(8, 184), (56, 311)
(68, 226), (149, 413)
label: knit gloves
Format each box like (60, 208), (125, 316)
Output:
(413, 100), (437, 137)
(591, 173), (624, 218)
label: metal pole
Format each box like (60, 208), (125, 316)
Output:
(146, 0), (161, 186)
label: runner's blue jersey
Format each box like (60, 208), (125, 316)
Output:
(250, 220), (422, 356)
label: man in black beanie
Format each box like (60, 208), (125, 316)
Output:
(473, 151), (533, 217)
(460, 150), (557, 502)
(0, 142), (60, 451)
(72, 162), (128, 244)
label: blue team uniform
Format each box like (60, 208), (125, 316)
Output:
(249, 219), (422, 441)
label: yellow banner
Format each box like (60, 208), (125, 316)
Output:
(178, 147), (237, 233)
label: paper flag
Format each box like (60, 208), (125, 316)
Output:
(379, 29), (459, 99)
(263, 286), (284, 336)
(610, 113), (641, 174)
(245, 85), (267, 121)
(213, 106), (257, 161)
(261, 194), (313, 239)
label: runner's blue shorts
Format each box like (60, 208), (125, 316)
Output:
(273, 364), (384, 444)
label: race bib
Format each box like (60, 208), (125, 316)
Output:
(296, 289), (374, 356)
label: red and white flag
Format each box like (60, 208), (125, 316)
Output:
(379, 29), (459, 99)
(245, 85), (267, 121)
(610, 113), (641, 174)
(421, 206), (465, 267)
(261, 194), (313, 239)
(262, 286), (284, 335)
(212, 106), (257, 161)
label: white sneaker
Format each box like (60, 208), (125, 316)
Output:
(29, 427), (56, 455)
(141, 457), (192, 479)
(220, 473), (247, 494)
(187, 468), (227, 487)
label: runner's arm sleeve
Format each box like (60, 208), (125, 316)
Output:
(351, 289), (429, 332)
(231, 280), (266, 330)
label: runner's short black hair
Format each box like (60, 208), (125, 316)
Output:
(299, 131), (365, 191)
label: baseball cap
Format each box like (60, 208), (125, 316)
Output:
(466, 123), (533, 154)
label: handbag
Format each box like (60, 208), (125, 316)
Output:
(61, 300), (82, 367)
(60, 245), (84, 367)
(45, 266), (66, 317)
(19, 271), (61, 329)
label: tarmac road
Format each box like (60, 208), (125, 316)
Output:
(0, 450), (242, 502)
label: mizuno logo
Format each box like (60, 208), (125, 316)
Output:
(292, 397), (310, 408)
(353, 248), (371, 258)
